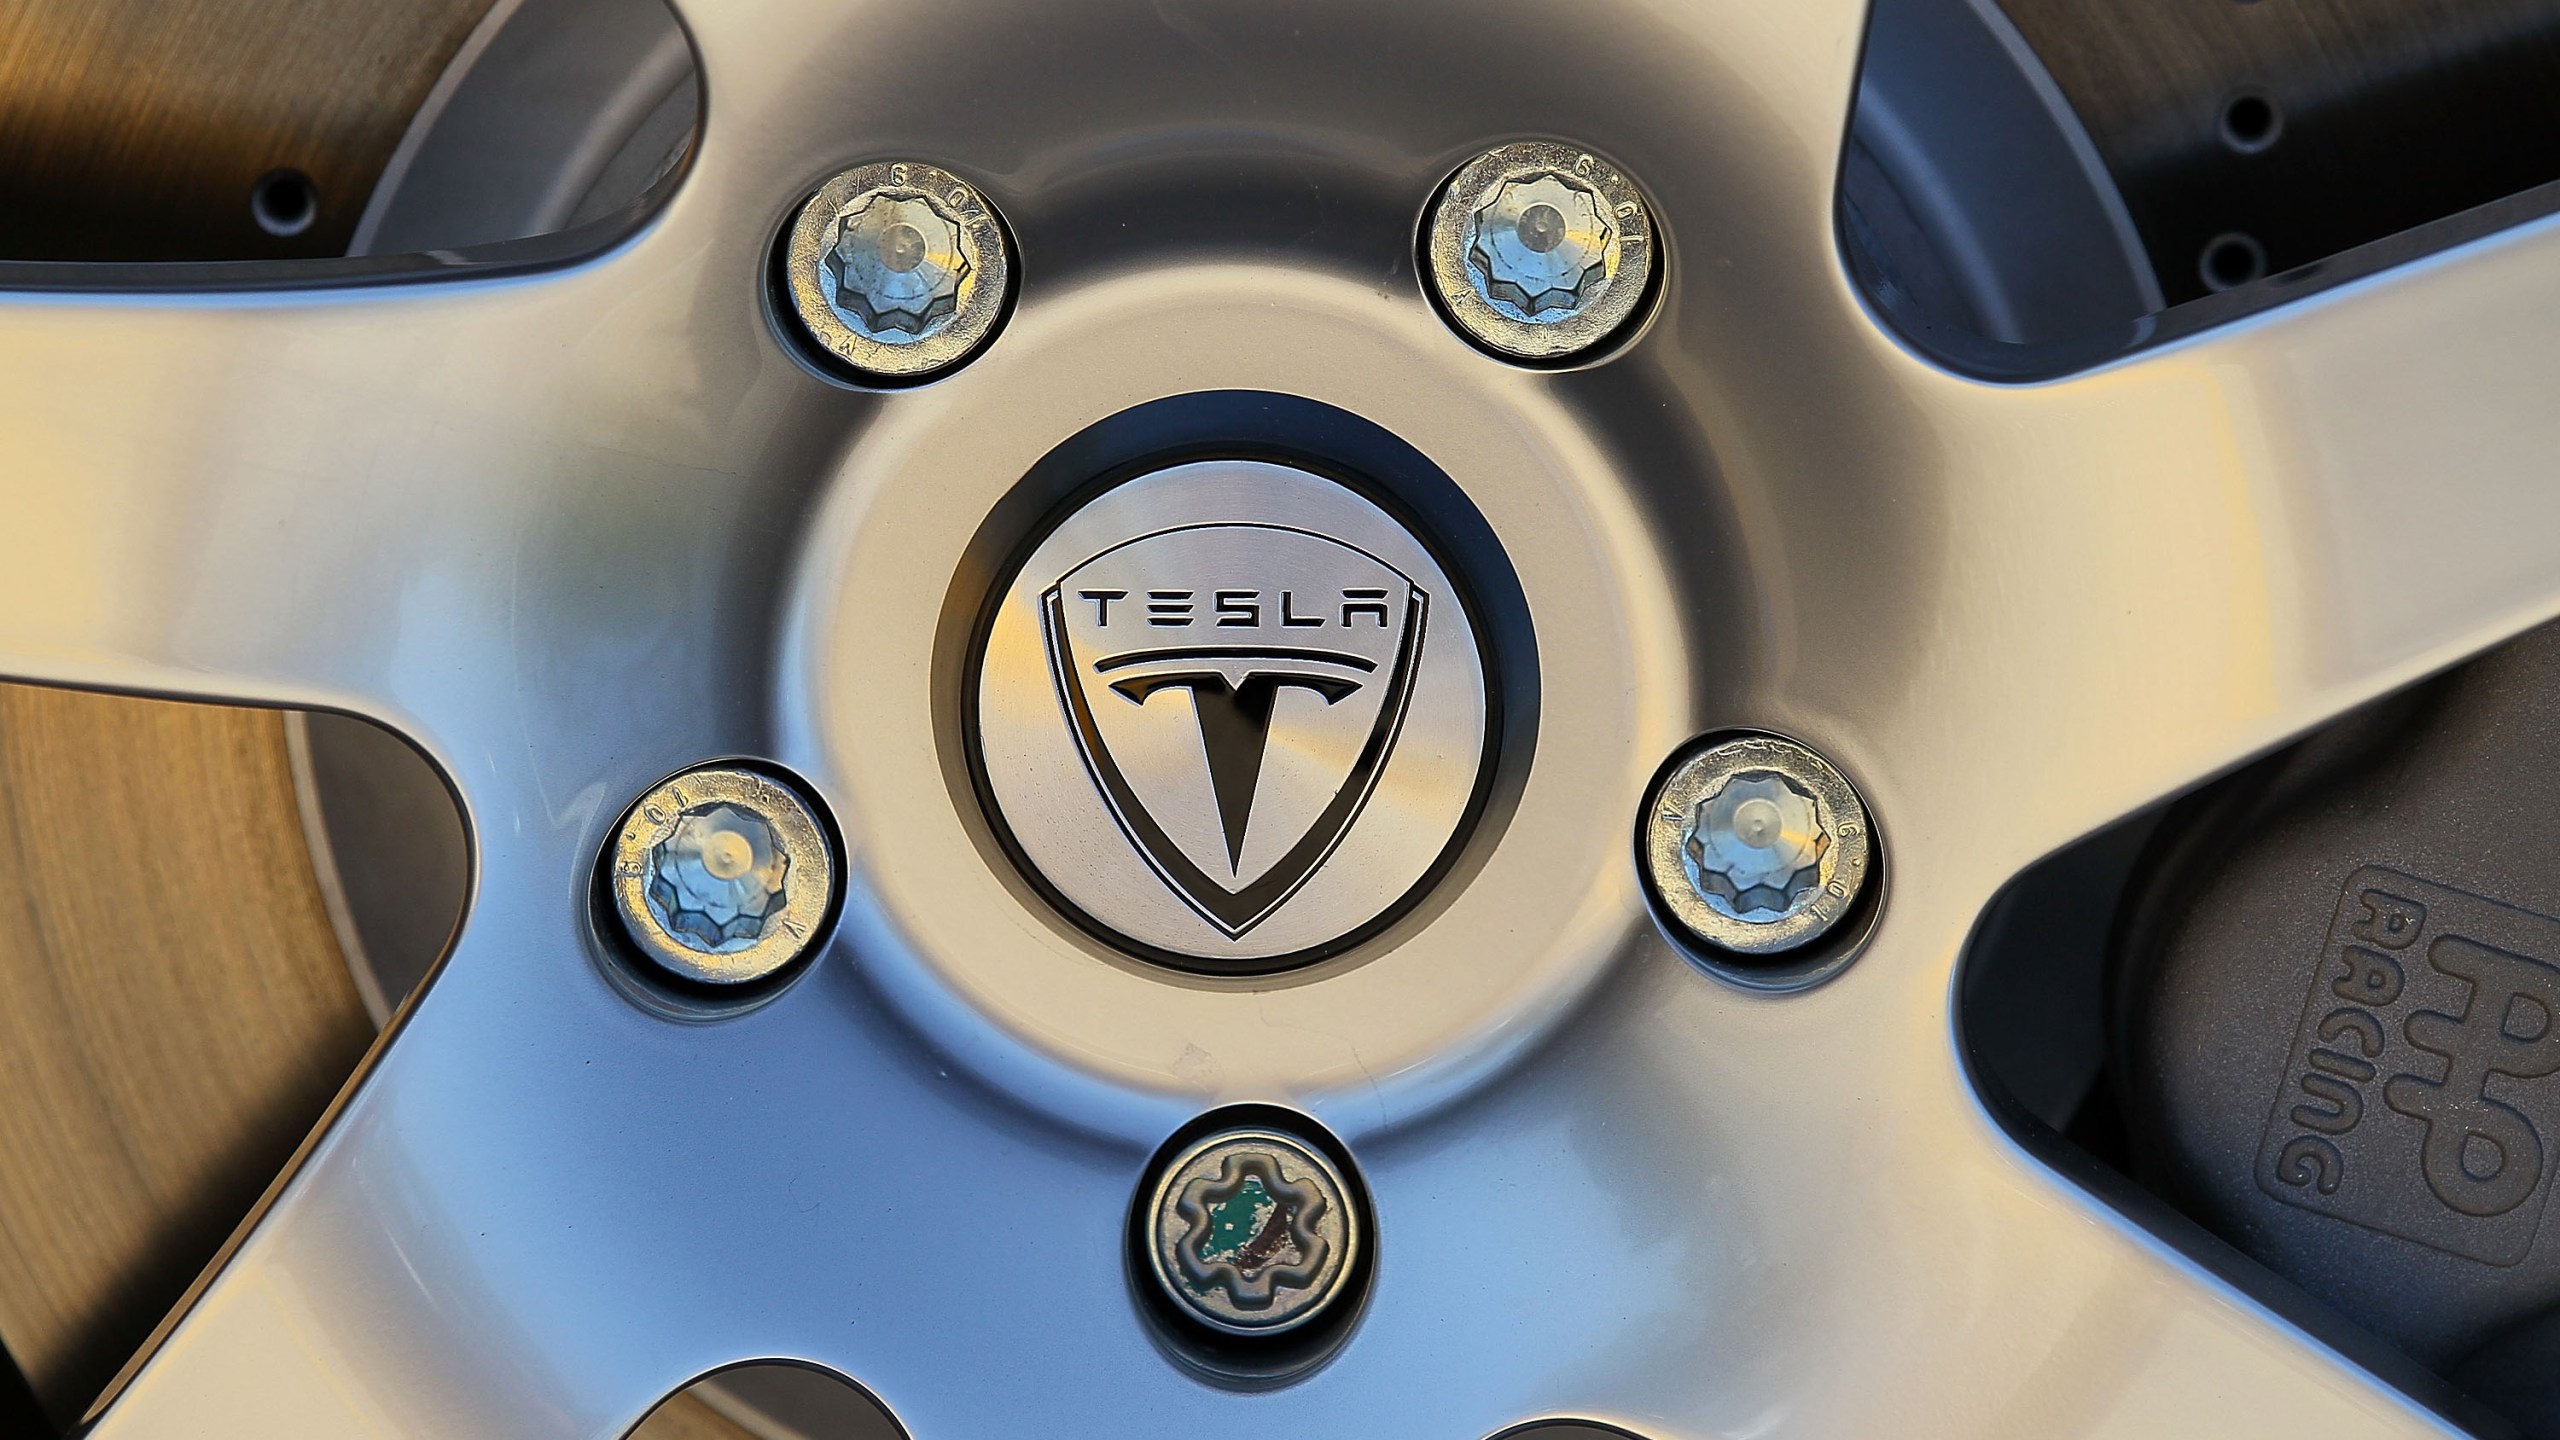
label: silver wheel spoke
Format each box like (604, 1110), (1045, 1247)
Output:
(0, 242), (812, 807)
(1812, 211), (2560, 887)
(0, 280), (556, 708)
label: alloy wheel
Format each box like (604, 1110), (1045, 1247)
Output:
(8, 0), (2559, 1435)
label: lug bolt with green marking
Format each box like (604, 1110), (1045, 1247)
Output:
(1142, 1127), (1361, 1338)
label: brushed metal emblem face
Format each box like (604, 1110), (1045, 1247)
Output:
(974, 460), (1491, 968)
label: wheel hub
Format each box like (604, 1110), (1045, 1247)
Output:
(971, 456), (1494, 970)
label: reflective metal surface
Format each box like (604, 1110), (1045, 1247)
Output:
(1645, 734), (1874, 958)
(1142, 1127), (1359, 1337)
(0, 0), (2553, 1433)
(1425, 140), (1657, 362)
(609, 766), (833, 987)
(973, 460), (1491, 967)
(780, 161), (1011, 382)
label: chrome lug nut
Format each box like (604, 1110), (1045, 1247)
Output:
(1643, 735), (1872, 957)
(1424, 140), (1656, 363)
(609, 766), (836, 985)
(1143, 1127), (1361, 1338)
(781, 159), (1012, 382)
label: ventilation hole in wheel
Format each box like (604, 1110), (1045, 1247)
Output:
(2199, 232), (2268, 291)
(249, 168), (318, 237)
(628, 1363), (908, 1439)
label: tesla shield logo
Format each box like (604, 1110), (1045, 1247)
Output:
(1044, 526), (1427, 937)
(975, 461), (1492, 969)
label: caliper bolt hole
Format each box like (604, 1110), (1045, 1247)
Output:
(2220, 92), (2283, 154)
(250, 168), (319, 237)
(2200, 231), (2270, 291)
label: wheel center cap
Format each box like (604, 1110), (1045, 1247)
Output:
(972, 459), (1492, 970)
